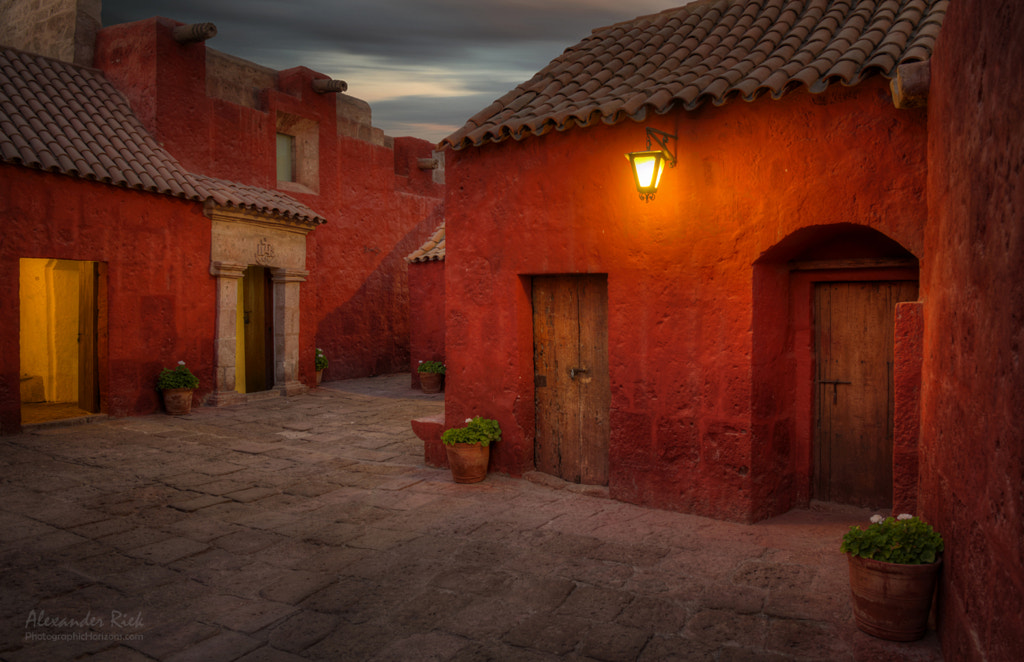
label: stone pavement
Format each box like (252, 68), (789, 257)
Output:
(0, 374), (943, 661)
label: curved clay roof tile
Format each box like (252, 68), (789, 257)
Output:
(440, 0), (948, 150)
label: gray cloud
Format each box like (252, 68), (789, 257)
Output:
(102, 0), (675, 141)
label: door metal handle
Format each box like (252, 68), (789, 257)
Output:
(569, 368), (587, 380)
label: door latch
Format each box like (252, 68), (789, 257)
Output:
(817, 379), (852, 404)
(569, 367), (588, 380)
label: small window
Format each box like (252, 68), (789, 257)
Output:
(276, 133), (295, 182)
(275, 114), (319, 193)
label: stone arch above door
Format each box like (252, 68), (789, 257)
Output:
(207, 206), (319, 406)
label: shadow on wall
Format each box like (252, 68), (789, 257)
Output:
(318, 211), (444, 379)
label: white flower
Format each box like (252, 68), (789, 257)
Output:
(870, 514), (884, 524)
(177, 360), (185, 366)
(466, 418), (473, 423)
(419, 360), (423, 363)
(897, 513), (913, 521)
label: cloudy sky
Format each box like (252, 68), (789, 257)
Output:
(102, 0), (677, 143)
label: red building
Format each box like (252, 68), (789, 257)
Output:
(0, 1), (444, 432)
(435, 0), (1022, 658)
(406, 222), (447, 390)
(440, 0), (941, 521)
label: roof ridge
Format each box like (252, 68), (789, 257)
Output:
(441, 0), (949, 151)
(590, 0), (721, 36)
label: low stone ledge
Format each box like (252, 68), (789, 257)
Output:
(411, 413), (447, 468)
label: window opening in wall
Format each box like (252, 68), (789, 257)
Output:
(276, 133), (295, 182)
(275, 113), (319, 193)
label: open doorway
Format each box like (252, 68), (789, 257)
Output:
(19, 258), (105, 424)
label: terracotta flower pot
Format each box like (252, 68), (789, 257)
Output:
(162, 388), (194, 415)
(847, 554), (941, 641)
(420, 372), (443, 393)
(444, 443), (489, 483)
(316, 369), (323, 385)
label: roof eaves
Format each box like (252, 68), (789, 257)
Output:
(1, 45), (325, 227)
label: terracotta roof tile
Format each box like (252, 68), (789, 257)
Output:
(0, 46), (325, 225)
(442, 0), (948, 150)
(406, 222), (446, 263)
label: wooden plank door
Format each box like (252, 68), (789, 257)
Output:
(533, 275), (610, 485)
(814, 281), (918, 507)
(243, 266), (274, 392)
(77, 261), (100, 413)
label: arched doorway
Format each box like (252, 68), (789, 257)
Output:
(753, 224), (920, 512)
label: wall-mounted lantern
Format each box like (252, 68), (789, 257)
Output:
(626, 128), (677, 202)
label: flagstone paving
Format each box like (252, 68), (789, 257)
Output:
(0, 374), (942, 661)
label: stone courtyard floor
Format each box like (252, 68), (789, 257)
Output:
(1, 374), (942, 661)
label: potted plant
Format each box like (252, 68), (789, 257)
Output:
(315, 348), (328, 385)
(157, 361), (199, 415)
(840, 513), (944, 641)
(440, 416), (500, 483)
(417, 360), (446, 393)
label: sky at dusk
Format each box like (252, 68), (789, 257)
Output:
(101, 0), (679, 143)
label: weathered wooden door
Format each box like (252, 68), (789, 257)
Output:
(77, 261), (100, 413)
(814, 281), (918, 507)
(533, 275), (610, 485)
(243, 266), (274, 392)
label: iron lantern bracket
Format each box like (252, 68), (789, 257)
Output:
(645, 128), (677, 168)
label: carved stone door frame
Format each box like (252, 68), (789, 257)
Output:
(207, 206), (317, 406)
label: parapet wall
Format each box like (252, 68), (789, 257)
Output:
(0, 0), (99, 66)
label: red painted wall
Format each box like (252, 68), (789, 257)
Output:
(892, 301), (923, 515)
(921, 0), (1024, 658)
(0, 166), (215, 432)
(444, 77), (928, 522)
(94, 18), (444, 384)
(2, 16), (443, 433)
(408, 260), (446, 389)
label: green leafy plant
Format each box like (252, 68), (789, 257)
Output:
(418, 360), (446, 374)
(157, 361), (199, 391)
(841, 514), (944, 564)
(315, 348), (329, 371)
(441, 416), (501, 447)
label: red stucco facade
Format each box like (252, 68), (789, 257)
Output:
(93, 18), (445, 382)
(921, 0), (1024, 658)
(408, 260), (446, 390)
(1, 168), (216, 427)
(443, 77), (928, 523)
(1, 16), (443, 433)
